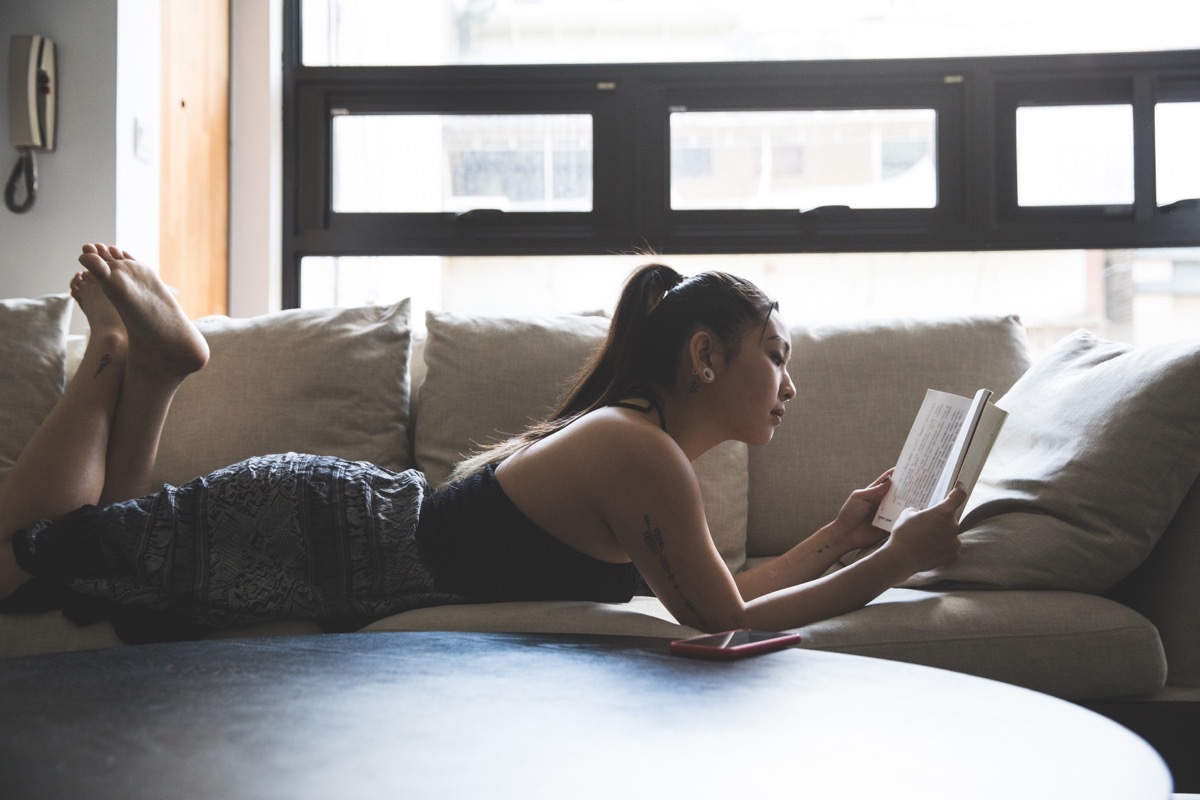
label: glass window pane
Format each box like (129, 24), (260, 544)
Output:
(1016, 105), (1133, 207)
(332, 114), (592, 213)
(670, 109), (936, 211)
(300, 249), (1200, 351)
(1156, 102), (1200, 207)
(302, 0), (1200, 66)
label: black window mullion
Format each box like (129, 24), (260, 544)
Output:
(1134, 75), (1159, 221)
(960, 67), (998, 238)
(280, 5), (1200, 310)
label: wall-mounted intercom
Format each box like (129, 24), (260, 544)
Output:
(6, 35), (57, 213)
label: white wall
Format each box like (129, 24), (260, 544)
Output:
(113, 0), (161, 268)
(1, 0), (280, 318)
(229, 0), (282, 317)
(1, 0), (117, 300)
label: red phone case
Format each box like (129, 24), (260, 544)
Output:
(669, 629), (802, 660)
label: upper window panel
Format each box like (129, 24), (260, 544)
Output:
(332, 113), (593, 213)
(1016, 104), (1134, 207)
(1156, 102), (1200, 207)
(670, 109), (936, 211)
(300, 0), (1200, 66)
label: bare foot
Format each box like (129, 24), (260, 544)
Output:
(77, 243), (209, 378)
(71, 269), (129, 379)
(70, 269), (126, 340)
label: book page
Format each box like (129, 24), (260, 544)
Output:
(945, 401), (1007, 519)
(932, 388), (993, 502)
(872, 389), (971, 531)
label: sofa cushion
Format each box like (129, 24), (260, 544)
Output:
(362, 595), (694, 638)
(3, 586), (1164, 701)
(414, 310), (610, 485)
(1106, 474), (1200, 688)
(747, 316), (1032, 557)
(905, 330), (1200, 594)
(0, 294), (72, 487)
(361, 587), (1163, 701)
(795, 588), (1166, 700)
(151, 300), (413, 487)
(414, 310), (749, 572)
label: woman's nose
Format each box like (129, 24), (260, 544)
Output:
(782, 373), (796, 401)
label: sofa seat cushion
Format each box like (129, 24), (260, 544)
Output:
(3, 589), (1163, 702)
(363, 588), (1162, 701)
(798, 588), (1166, 701)
(362, 595), (697, 639)
(0, 610), (328, 659)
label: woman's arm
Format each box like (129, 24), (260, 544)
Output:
(738, 489), (965, 630)
(733, 470), (895, 602)
(597, 422), (964, 633)
(602, 430), (964, 633)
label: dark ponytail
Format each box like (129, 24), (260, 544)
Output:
(447, 263), (778, 484)
(555, 263), (686, 419)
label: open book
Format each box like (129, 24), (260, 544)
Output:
(872, 388), (1007, 532)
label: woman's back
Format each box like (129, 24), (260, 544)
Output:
(493, 403), (693, 565)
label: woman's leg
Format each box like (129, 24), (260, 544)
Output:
(81, 245), (209, 503)
(0, 244), (209, 597)
(0, 267), (126, 538)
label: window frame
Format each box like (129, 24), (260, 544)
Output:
(282, 2), (1200, 307)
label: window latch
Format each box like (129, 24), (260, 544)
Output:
(798, 205), (852, 217)
(455, 208), (505, 221)
(1160, 198), (1200, 214)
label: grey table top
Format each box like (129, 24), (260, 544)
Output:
(0, 631), (1173, 799)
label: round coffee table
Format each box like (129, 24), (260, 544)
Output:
(0, 632), (1172, 798)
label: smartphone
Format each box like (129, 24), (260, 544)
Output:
(669, 629), (802, 661)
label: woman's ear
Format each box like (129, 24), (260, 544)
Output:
(688, 329), (717, 374)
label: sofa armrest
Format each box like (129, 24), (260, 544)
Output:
(1106, 473), (1200, 688)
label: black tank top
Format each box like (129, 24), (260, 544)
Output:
(415, 465), (638, 603)
(610, 389), (667, 431)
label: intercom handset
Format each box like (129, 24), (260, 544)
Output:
(6, 35), (57, 213)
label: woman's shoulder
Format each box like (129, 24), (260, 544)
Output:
(572, 404), (668, 442)
(567, 408), (690, 474)
(501, 405), (689, 487)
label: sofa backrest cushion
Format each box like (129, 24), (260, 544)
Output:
(151, 300), (413, 487)
(1107, 474), (1200, 687)
(0, 294), (71, 487)
(747, 315), (1032, 558)
(904, 329), (1200, 594)
(414, 310), (750, 572)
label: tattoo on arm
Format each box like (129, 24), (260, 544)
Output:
(642, 514), (709, 630)
(94, 353), (113, 378)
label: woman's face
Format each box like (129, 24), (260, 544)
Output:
(712, 311), (796, 446)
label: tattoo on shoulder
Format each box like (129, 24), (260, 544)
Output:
(94, 353), (113, 378)
(641, 514), (709, 630)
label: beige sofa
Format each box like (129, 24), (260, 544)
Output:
(1, 293), (1198, 718)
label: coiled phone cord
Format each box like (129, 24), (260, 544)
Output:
(5, 148), (38, 214)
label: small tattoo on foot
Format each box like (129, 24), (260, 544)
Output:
(94, 354), (113, 378)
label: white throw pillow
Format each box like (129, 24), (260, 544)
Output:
(151, 300), (413, 487)
(904, 330), (1200, 593)
(0, 294), (72, 487)
(415, 310), (749, 572)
